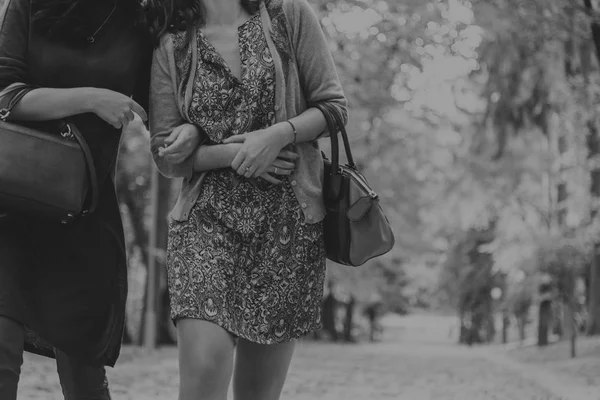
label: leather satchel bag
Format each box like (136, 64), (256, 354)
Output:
(0, 84), (98, 223)
(315, 102), (395, 267)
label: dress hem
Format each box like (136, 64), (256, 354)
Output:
(172, 314), (322, 345)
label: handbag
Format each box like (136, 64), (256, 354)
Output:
(315, 102), (395, 267)
(0, 84), (98, 224)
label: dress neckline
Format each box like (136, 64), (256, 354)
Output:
(197, 13), (260, 84)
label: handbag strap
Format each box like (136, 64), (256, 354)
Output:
(0, 85), (31, 121)
(57, 121), (99, 216)
(0, 85), (99, 216)
(314, 103), (356, 172)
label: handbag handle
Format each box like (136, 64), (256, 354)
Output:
(314, 102), (356, 172)
(0, 84), (30, 121)
(59, 121), (99, 216)
(0, 84), (99, 217)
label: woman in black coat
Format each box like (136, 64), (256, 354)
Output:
(0, 0), (152, 398)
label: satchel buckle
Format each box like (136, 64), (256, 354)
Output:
(0, 108), (10, 122)
(60, 124), (75, 140)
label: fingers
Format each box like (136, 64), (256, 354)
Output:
(272, 159), (295, 171)
(166, 132), (188, 151)
(278, 150), (299, 160)
(117, 110), (135, 129)
(165, 126), (183, 146)
(237, 163), (257, 178)
(164, 153), (187, 164)
(107, 119), (122, 129)
(269, 165), (292, 176)
(130, 100), (148, 121)
(222, 134), (247, 144)
(259, 173), (282, 185)
(231, 150), (245, 172)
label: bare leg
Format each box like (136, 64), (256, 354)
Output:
(177, 319), (236, 400)
(232, 338), (296, 400)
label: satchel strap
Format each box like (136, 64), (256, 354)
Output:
(58, 121), (99, 216)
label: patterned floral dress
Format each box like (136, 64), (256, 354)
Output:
(166, 14), (326, 344)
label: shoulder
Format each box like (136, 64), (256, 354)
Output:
(152, 33), (176, 70)
(278, 0), (317, 19)
(263, 0), (318, 30)
(156, 31), (189, 59)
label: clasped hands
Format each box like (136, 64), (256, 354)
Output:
(158, 123), (296, 185)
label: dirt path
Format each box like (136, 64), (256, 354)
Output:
(17, 339), (578, 400)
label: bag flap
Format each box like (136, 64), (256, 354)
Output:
(347, 196), (377, 221)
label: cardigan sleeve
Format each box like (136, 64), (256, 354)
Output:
(0, 0), (34, 93)
(287, 0), (348, 129)
(149, 36), (197, 180)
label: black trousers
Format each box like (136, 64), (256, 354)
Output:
(0, 316), (111, 400)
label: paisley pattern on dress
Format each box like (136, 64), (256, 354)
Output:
(166, 13), (326, 344)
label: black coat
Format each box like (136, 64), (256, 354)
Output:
(0, 0), (151, 366)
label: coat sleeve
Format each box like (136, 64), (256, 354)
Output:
(287, 0), (348, 131)
(0, 0), (33, 91)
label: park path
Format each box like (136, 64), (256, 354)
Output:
(16, 314), (597, 400)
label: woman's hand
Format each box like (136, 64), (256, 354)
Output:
(158, 124), (203, 164)
(257, 150), (298, 184)
(85, 88), (148, 129)
(223, 125), (293, 178)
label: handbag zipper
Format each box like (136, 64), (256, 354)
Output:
(339, 164), (378, 199)
(323, 152), (378, 199)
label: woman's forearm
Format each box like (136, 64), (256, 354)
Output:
(271, 108), (328, 146)
(192, 143), (241, 172)
(10, 87), (96, 121)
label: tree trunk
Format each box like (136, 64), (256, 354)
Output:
(586, 123), (600, 335)
(143, 169), (172, 349)
(118, 181), (150, 345)
(122, 319), (133, 345)
(516, 314), (526, 343)
(583, 0), (600, 337)
(587, 244), (600, 334)
(567, 300), (577, 358)
(501, 312), (509, 344)
(538, 300), (552, 346)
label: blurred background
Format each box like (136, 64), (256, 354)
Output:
(13, 0), (600, 398)
(119, 0), (600, 351)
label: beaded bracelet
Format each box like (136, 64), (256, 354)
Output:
(285, 120), (297, 144)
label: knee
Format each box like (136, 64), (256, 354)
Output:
(177, 320), (234, 398)
(180, 350), (227, 389)
(235, 372), (281, 400)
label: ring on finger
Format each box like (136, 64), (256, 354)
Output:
(274, 167), (279, 175)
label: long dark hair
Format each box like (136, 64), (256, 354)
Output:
(143, 0), (261, 41)
(31, 0), (144, 44)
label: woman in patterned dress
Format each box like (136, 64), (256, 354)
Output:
(148, 0), (347, 398)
